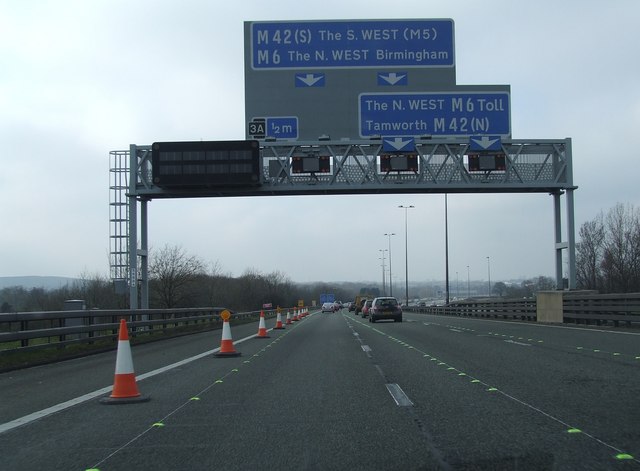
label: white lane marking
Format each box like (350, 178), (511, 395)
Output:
(385, 383), (414, 407)
(0, 330), (260, 435)
(504, 339), (532, 347)
(409, 314), (640, 336)
(449, 328), (462, 333)
(361, 345), (372, 352)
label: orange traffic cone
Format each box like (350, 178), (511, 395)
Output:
(100, 319), (150, 404)
(215, 310), (241, 357)
(292, 308), (299, 322)
(273, 310), (285, 330)
(255, 310), (270, 338)
(285, 310), (292, 325)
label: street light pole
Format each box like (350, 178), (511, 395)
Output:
(379, 249), (387, 295)
(467, 265), (470, 298)
(445, 194), (450, 305)
(398, 205), (414, 307)
(487, 256), (492, 297)
(384, 233), (395, 297)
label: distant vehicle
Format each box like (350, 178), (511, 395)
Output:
(354, 296), (364, 314)
(361, 299), (373, 318)
(354, 294), (376, 314)
(345, 302), (353, 311)
(369, 296), (402, 323)
(321, 302), (335, 313)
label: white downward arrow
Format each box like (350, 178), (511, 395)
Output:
(380, 73), (406, 85)
(471, 136), (500, 149)
(385, 137), (412, 151)
(297, 74), (323, 86)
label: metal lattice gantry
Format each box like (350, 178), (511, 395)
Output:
(108, 150), (130, 282)
(259, 138), (573, 196)
(111, 138), (576, 308)
(128, 138), (573, 199)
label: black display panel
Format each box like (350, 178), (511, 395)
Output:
(152, 140), (261, 188)
(380, 154), (418, 172)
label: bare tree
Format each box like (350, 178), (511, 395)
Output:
(149, 244), (206, 308)
(576, 203), (640, 293)
(198, 261), (226, 306)
(576, 213), (605, 290)
(601, 203), (640, 293)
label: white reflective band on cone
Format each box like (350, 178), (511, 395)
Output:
(114, 340), (135, 374)
(221, 320), (232, 340)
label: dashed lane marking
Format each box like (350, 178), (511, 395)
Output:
(385, 383), (414, 407)
(350, 316), (639, 464)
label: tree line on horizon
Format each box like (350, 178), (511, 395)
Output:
(576, 202), (640, 293)
(2, 202), (637, 313)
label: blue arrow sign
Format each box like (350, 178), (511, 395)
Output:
(295, 73), (325, 87)
(359, 92), (511, 137)
(383, 137), (416, 152)
(251, 19), (455, 69)
(469, 136), (502, 151)
(265, 117), (298, 139)
(378, 72), (408, 86)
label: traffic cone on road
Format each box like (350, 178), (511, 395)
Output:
(215, 310), (241, 357)
(285, 310), (292, 325)
(255, 310), (271, 338)
(292, 308), (299, 322)
(100, 318), (150, 404)
(273, 310), (285, 330)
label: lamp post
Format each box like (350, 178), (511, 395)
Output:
(467, 265), (470, 298)
(444, 194), (450, 305)
(398, 205), (415, 307)
(384, 233), (395, 296)
(379, 249), (388, 295)
(487, 256), (492, 297)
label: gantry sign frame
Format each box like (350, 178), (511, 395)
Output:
(110, 137), (576, 309)
(109, 18), (577, 308)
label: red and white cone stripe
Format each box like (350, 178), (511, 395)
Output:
(256, 310), (270, 338)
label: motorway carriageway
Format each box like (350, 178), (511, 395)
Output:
(1, 310), (639, 470)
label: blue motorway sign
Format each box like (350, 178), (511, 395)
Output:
(320, 293), (335, 304)
(359, 92), (511, 138)
(383, 137), (416, 152)
(251, 19), (454, 69)
(469, 136), (503, 151)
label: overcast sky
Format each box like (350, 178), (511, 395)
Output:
(1, 0), (638, 287)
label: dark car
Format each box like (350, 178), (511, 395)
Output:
(361, 299), (373, 318)
(369, 296), (402, 323)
